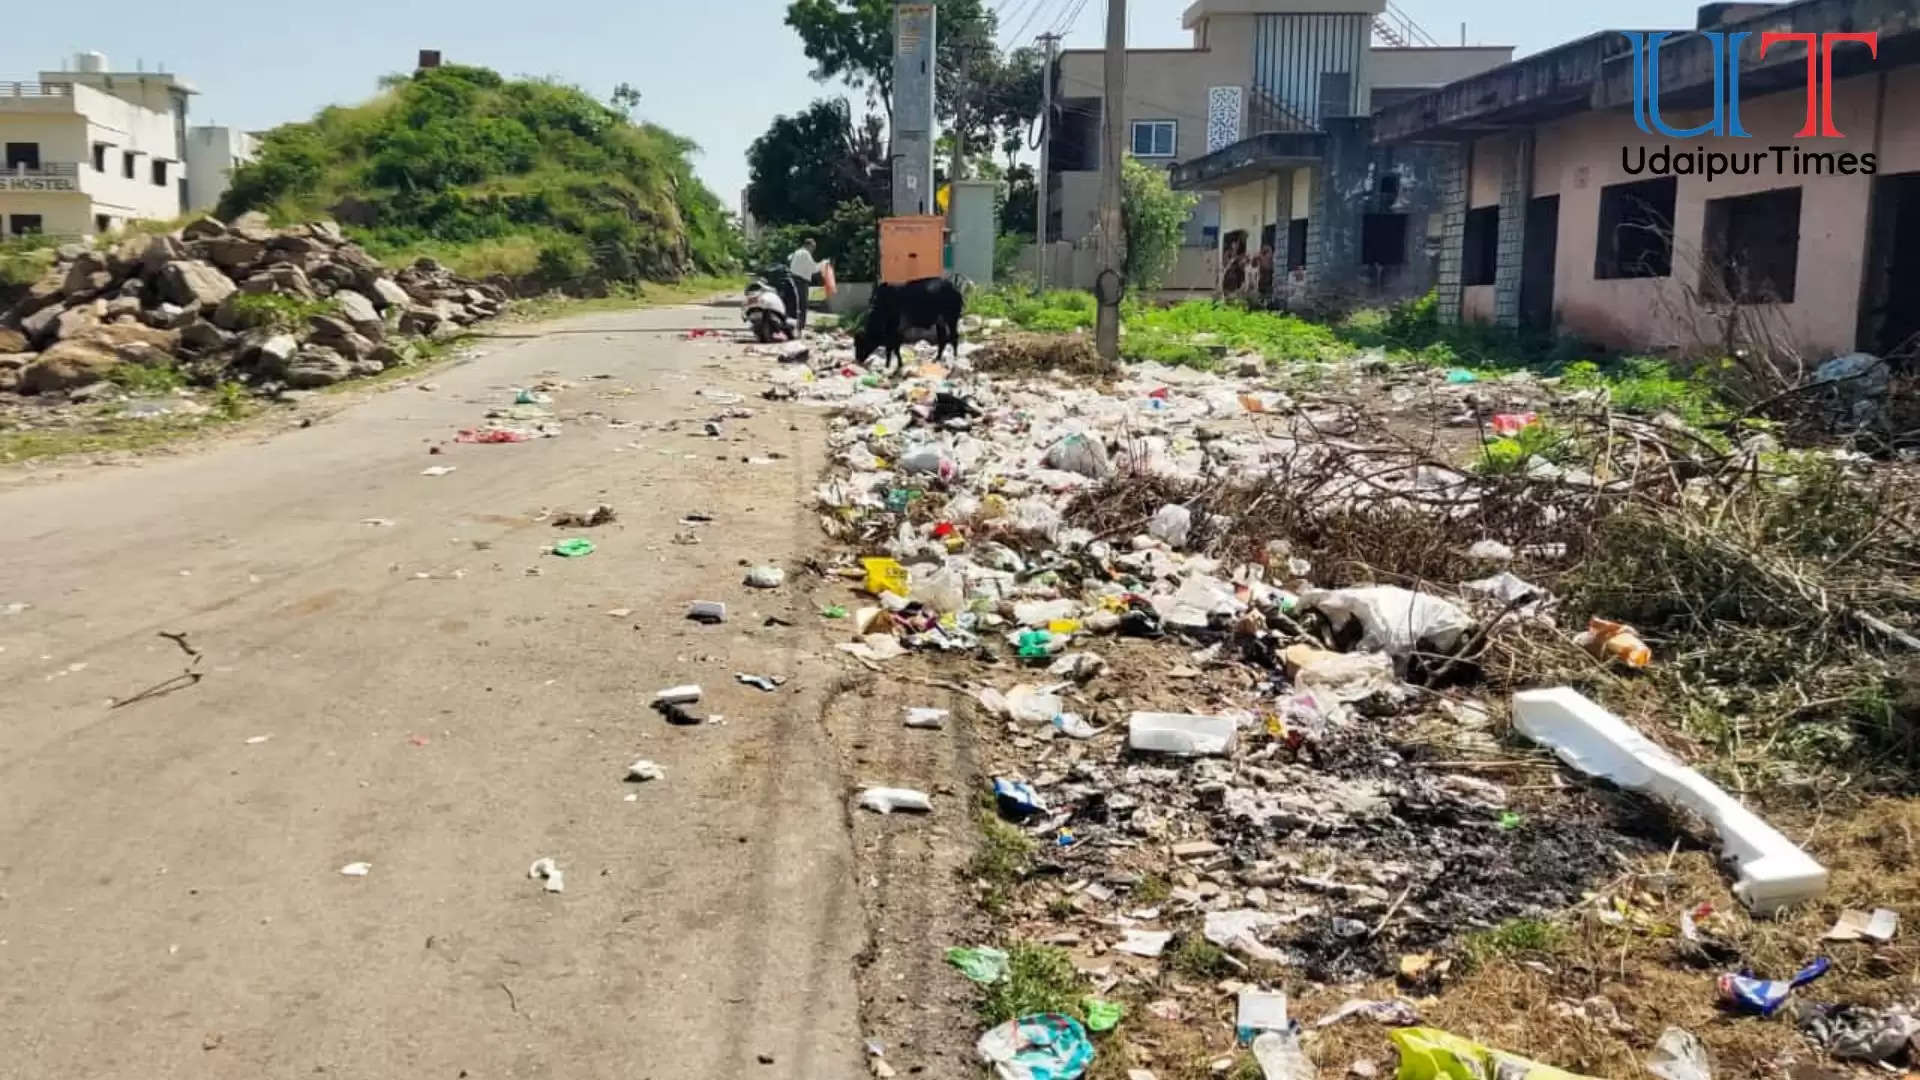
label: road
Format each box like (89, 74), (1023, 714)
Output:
(0, 302), (867, 1079)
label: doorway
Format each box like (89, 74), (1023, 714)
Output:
(1858, 171), (1920, 361)
(1519, 195), (1559, 332)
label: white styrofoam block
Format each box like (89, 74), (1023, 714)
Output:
(1512, 686), (1828, 914)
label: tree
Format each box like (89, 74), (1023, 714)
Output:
(610, 82), (642, 117)
(785, 0), (998, 126)
(1120, 157), (1198, 293)
(745, 99), (889, 227)
(1001, 164), (1038, 237)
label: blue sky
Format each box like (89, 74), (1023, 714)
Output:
(3, 0), (1692, 213)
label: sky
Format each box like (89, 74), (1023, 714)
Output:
(4, 0), (1698, 211)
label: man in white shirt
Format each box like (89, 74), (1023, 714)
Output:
(786, 239), (823, 333)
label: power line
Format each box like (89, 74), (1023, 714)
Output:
(1010, 0), (1072, 43)
(1051, 0), (1094, 38)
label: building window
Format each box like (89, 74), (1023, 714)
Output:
(1317, 73), (1353, 121)
(1361, 213), (1408, 266)
(5, 142), (40, 170)
(95, 214), (112, 234)
(9, 214), (44, 236)
(1703, 186), (1801, 304)
(123, 151), (136, 179)
(1287, 218), (1307, 271)
(1595, 176), (1676, 279)
(1130, 120), (1176, 158)
(1462, 206), (1499, 286)
(152, 159), (169, 186)
(93, 143), (107, 171)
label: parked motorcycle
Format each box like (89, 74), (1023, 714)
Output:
(743, 271), (797, 343)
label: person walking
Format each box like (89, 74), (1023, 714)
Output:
(786, 239), (826, 334)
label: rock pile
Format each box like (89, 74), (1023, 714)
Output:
(0, 213), (506, 395)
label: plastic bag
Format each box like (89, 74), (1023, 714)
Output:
(945, 945), (1010, 984)
(1646, 1027), (1711, 1080)
(916, 564), (967, 613)
(858, 787), (932, 814)
(976, 1013), (1095, 1080)
(1043, 434), (1112, 480)
(1389, 1026), (1598, 1080)
(1148, 504), (1192, 548)
(1301, 586), (1472, 659)
(862, 557), (911, 597)
(1251, 1030), (1313, 1080)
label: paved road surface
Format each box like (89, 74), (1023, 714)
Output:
(0, 303), (865, 1079)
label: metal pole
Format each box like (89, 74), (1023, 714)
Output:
(891, 0), (938, 216)
(1094, 0), (1126, 362)
(1036, 32), (1060, 294)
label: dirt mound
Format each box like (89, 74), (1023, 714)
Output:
(971, 332), (1114, 377)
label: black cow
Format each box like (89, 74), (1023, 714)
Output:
(853, 277), (963, 371)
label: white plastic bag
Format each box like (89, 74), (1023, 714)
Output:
(1148, 504), (1192, 548)
(858, 787), (933, 814)
(1301, 585), (1472, 659)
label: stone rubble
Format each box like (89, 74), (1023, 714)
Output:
(0, 211), (507, 396)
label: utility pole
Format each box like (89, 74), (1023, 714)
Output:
(892, 0), (938, 215)
(1094, 0), (1127, 361)
(1035, 31), (1061, 294)
(949, 46), (970, 187)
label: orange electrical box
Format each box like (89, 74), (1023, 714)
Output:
(879, 215), (944, 285)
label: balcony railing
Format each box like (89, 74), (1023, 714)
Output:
(0, 81), (75, 98)
(1, 162), (79, 177)
(1246, 87), (1319, 136)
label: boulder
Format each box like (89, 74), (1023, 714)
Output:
(397, 305), (443, 336)
(228, 211), (274, 242)
(21, 337), (120, 393)
(140, 234), (188, 277)
(368, 277), (411, 310)
(0, 328), (27, 354)
(181, 216), (228, 241)
(161, 260), (237, 308)
(241, 264), (313, 299)
(180, 318), (235, 352)
(309, 262), (358, 292)
(267, 233), (320, 256)
(115, 277), (146, 300)
(368, 343), (406, 370)
(204, 237), (266, 270)
(106, 295), (142, 321)
(307, 314), (357, 340)
(20, 302), (65, 345)
(333, 290), (382, 337)
(245, 332), (300, 374)
(308, 220), (345, 245)
(349, 355), (384, 377)
(55, 243), (88, 262)
(0, 353), (28, 392)
(61, 252), (111, 297)
(56, 303), (105, 341)
(142, 302), (195, 330)
(284, 345), (352, 388)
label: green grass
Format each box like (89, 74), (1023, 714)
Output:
(1474, 420), (1573, 475)
(1168, 934), (1230, 979)
(970, 812), (1036, 914)
(1132, 873), (1171, 905)
(0, 410), (231, 464)
(106, 363), (187, 394)
(224, 292), (342, 333)
(1462, 917), (1564, 968)
(977, 942), (1087, 1025)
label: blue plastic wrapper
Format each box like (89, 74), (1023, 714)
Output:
(993, 778), (1047, 820)
(1718, 957), (1831, 1015)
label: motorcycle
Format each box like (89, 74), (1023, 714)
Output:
(743, 271), (797, 343)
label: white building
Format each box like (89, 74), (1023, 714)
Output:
(0, 52), (195, 240)
(184, 125), (259, 214)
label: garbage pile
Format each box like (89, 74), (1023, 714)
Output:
(745, 320), (1920, 1079)
(0, 213), (506, 396)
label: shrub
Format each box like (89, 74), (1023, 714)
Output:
(1120, 156), (1198, 293)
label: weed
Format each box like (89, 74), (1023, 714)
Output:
(1462, 918), (1563, 968)
(1132, 873), (1171, 905)
(1474, 421), (1572, 475)
(224, 292), (340, 333)
(106, 363), (185, 394)
(214, 381), (251, 420)
(1227, 1053), (1266, 1080)
(977, 942), (1086, 1025)
(971, 812), (1036, 913)
(1046, 894), (1078, 920)
(1168, 934), (1230, 979)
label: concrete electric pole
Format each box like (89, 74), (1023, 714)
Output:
(1094, 0), (1127, 361)
(892, 1), (937, 216)
(1035, 31), (1060, 294)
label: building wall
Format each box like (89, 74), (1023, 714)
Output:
(1459, 70), (1888, 354)
(0, 192), (92, 236)
(0, 80), (183, 232)
(1052, 170), (1104, 244)
(1058, 48), (1235, 162)
(184, 126), (257, 213)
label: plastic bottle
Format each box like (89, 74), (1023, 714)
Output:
(1582, 617), (1652, 668)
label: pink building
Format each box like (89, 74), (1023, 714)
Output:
(1374, 0), (1920, 359)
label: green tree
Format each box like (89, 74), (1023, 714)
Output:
(785, 0), (998, 128)
(610, 82), (642, 117)
(1120, 156), (1198, 293)
(746, 99), (889, 226)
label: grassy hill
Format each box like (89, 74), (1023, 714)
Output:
(217, 65), (737, 292)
